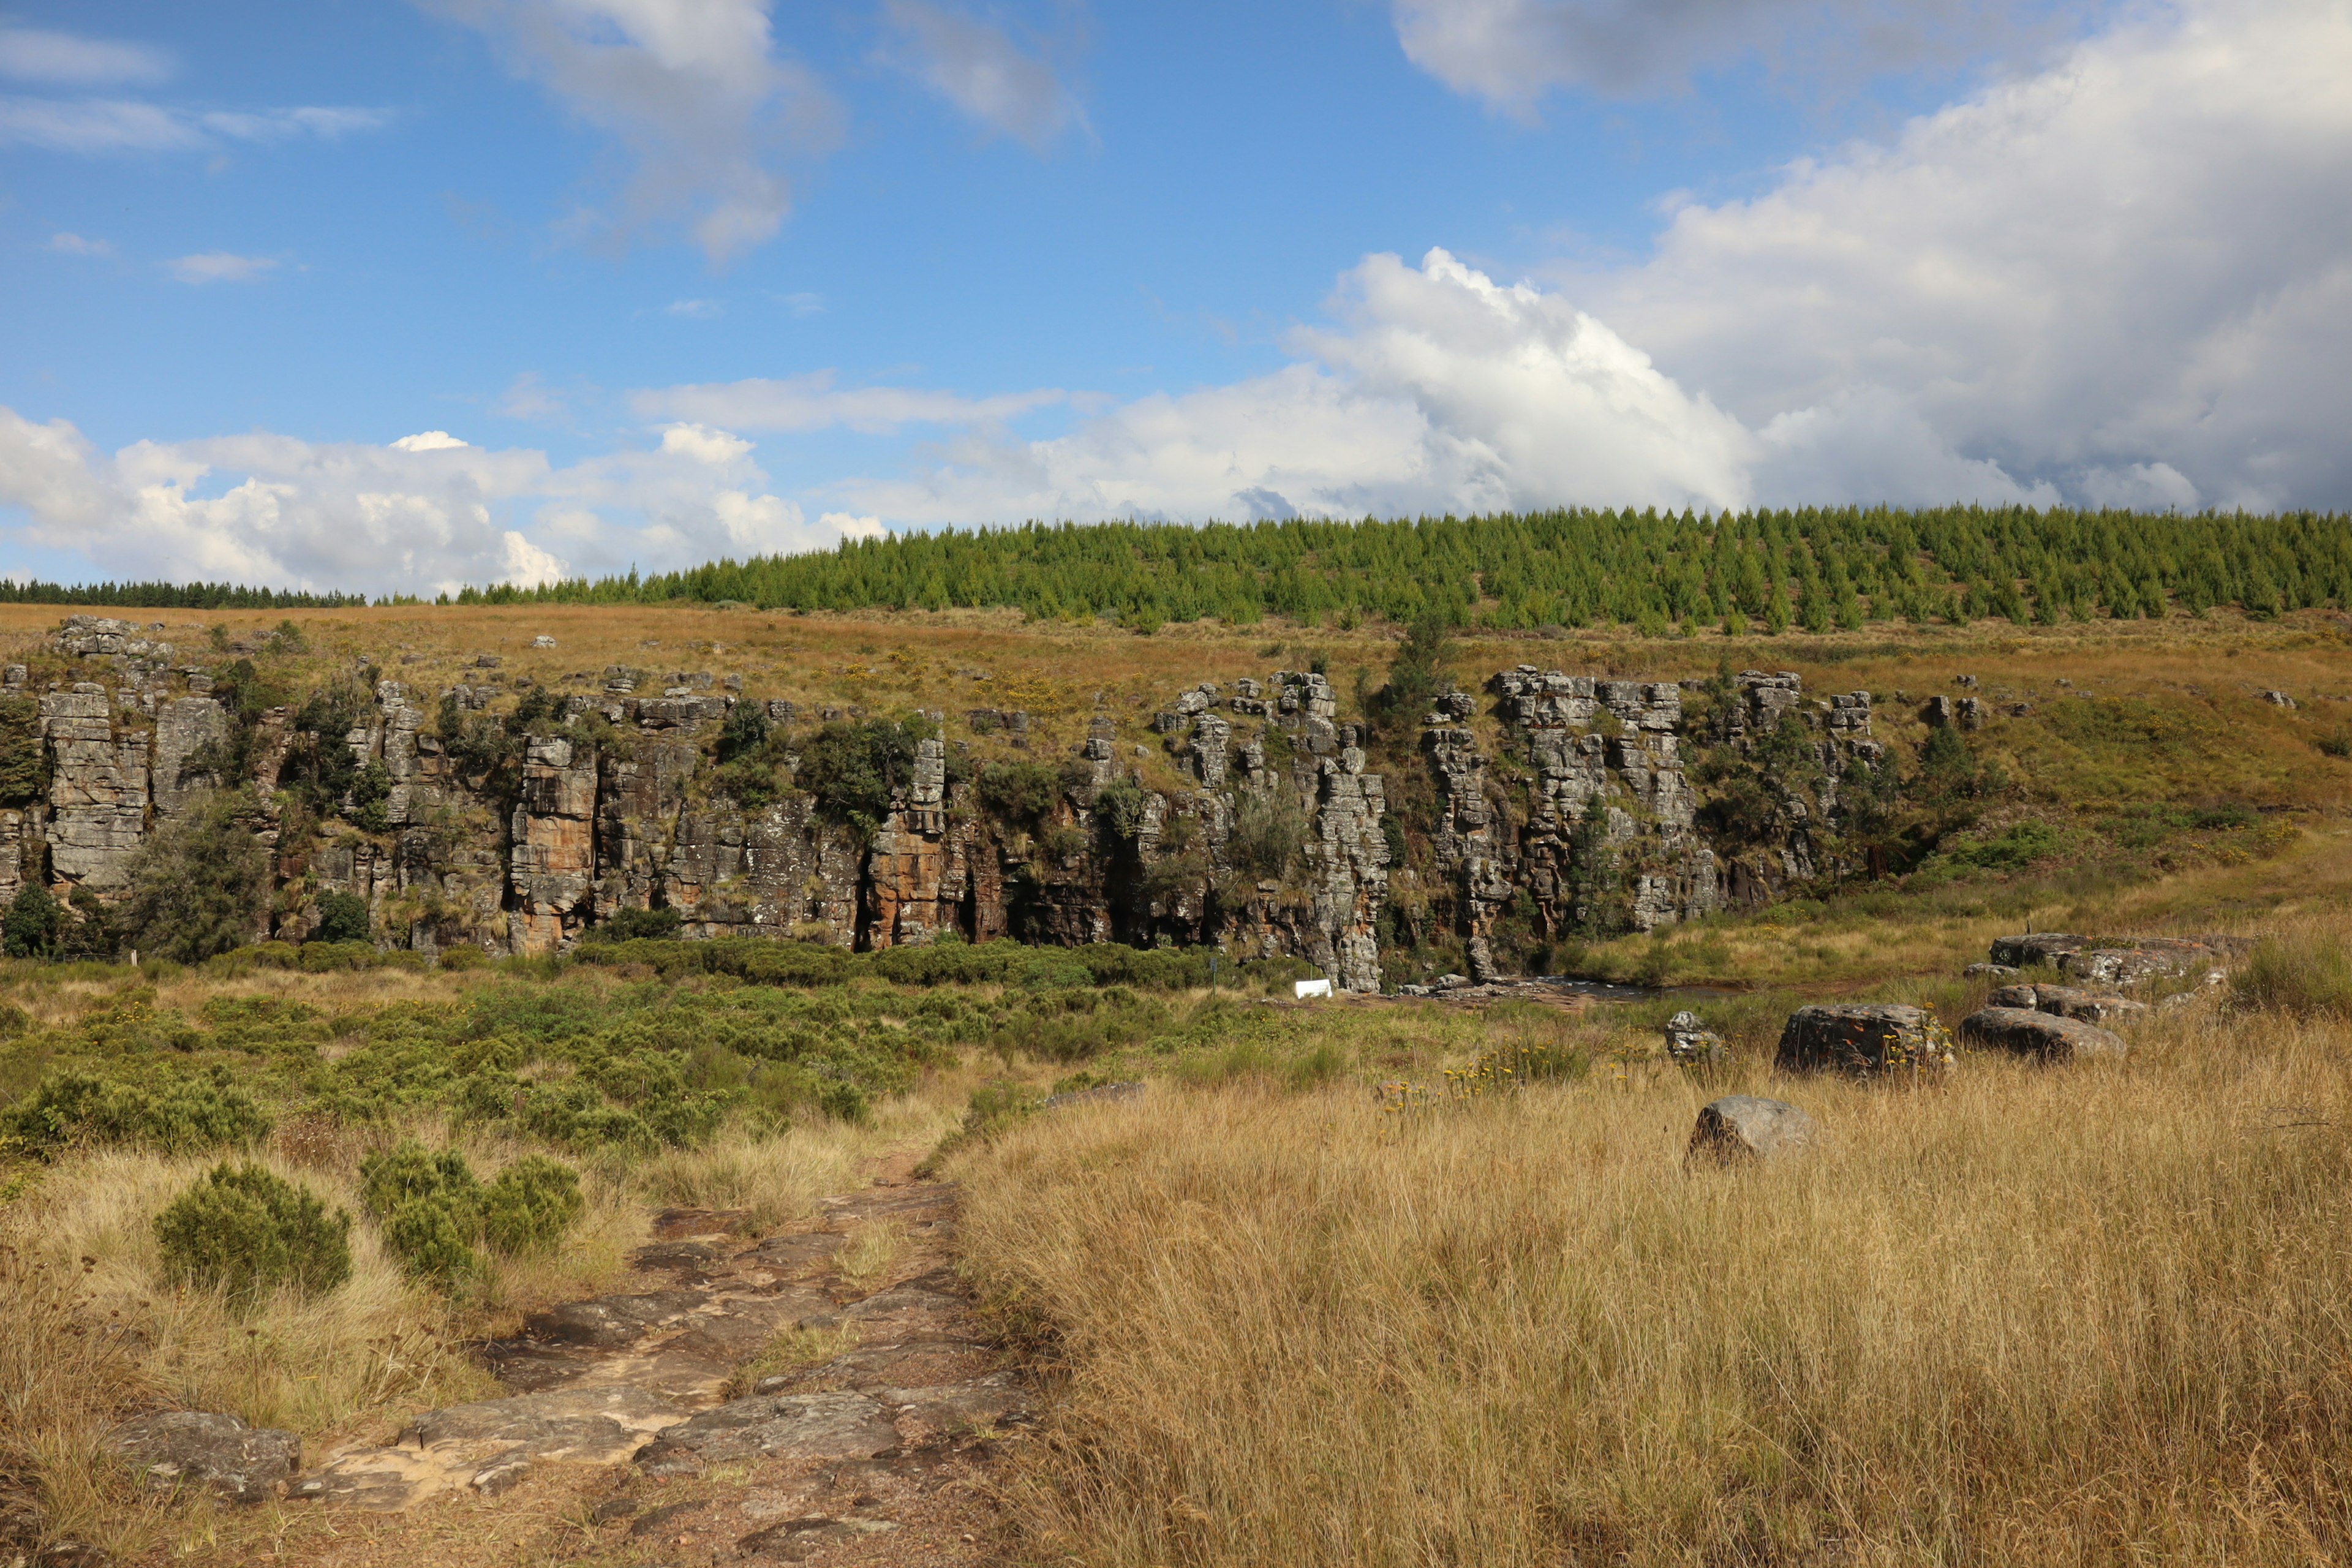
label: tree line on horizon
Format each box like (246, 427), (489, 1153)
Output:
(13, 506), (2351, 630)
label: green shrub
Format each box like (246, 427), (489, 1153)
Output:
(119, 791), (271, 962)
(383, 1196), (478, 1281)
(481, 1155), (584, 1254)
(797, 717), (929, 837)
(360, 1139), (482, 1224)
(0, 695), (43, 807)
(154, 1163), (351, 1303)
(978, 760), (1063, 824)
(816, 1077), (872, 1124)
(2, 1067), (270, 1156)
(311, 891), (371, 944)
(361, 1140), (485, 1282)
(3, 883), (61, 959)
(583, 906), (683, 943)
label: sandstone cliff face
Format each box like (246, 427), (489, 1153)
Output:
(26, 616), (1882, 989)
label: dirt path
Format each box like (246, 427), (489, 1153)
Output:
(279, 1166), (1023, 1566)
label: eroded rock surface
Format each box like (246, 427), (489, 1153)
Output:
(289, 1177), (1024, 1566)
(106, 1411), (300, 1504)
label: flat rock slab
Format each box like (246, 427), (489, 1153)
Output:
(107, 1411), (300, 1504)
(635, 1392), (902, 1476)
(1961, 1006), (2128, 1061)
(525, 1289), (704, 1348)
(1688, 1096), (1817, 1164)
(298, 1385), (688, 1509)
(1991, 983), (2147, 1025)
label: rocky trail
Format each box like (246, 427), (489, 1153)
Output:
(285, 1169), (1027, 1565)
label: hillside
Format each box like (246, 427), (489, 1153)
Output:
(0, 600), (2340, 993)
(0, 597), (2349, 1566)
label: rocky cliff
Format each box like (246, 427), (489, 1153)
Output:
(6, 616), (1885, 990)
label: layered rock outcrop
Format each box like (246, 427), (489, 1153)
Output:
(17, 620), (1904, 992)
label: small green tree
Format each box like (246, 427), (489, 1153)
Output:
(154, 1163), (352, 1305)
(1363, 615), (1453, 744)
(797, 717), (929, 839)
(0, 695), (44, 806)
(3, 883), (61, 959)
(310, 891), (371, 944)
(119, 791), (270, 962)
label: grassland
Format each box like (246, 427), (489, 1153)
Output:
(0, 601), (2347, 1565)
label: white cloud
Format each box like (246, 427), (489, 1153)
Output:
(48, 232), (114, 258)
(665, 297), (724, 318)
(421, 0), (844, 263)
(657, 423), (755, 464)
(819, 511), (886, 540)
(166, 252), (279, 284)
(0, 27), (172, 86)
(780, 290), (824, 315)
(494, 372), (567, 423)
(1390, 0), (2099, 113)
(832, 249), (1760, 526)
(0, 96), (390, 154)
(0, 407), (853, 596)
(391, 431), (472, 452)
(829, 0), (2352, 524)
(633, 372), (1067, 434)
(879, 0), (1085, 148)
(1574, 0), (2352, 509)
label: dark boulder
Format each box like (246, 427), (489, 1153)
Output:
(1960, 1006), (2127, 1061)
(1989, 933), (2086, 968)
(1775, 1004), (1951, 1076)
(1687, 1096), (1817, 1164)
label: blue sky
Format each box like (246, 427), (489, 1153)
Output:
(3, 1), (2348, 595)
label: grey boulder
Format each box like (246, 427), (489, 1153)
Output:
(1687, 1097), (1817, 1164)
(1959, 1006), (2127, 1061)
(1662, 1011), (1727, 1066)
(1775, 1004), (1951, 1076)
(107, 1411), (300, 1504)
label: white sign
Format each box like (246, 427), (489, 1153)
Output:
(1294, 978), (1333, 999)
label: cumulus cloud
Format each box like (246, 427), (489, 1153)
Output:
(1574, 0), (2352, 510)
(1390, 0), (2098, 111)
(832, 249), (1757, 526)
(879, 0), (1086, 148)
(48, 232), (114, 258)
(166, 252), (279, 284)
(832, 0), (2352, 523)
(0, 96), (391, 154)
(421, 0), (843, 263)
(633, 372), (1068, 434)
(0, 410), (870, 596)
(0, 26), (173, 86)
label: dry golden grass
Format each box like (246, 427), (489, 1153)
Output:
(954, 935), (2352, 1566)
(0, 1076), (969, 1562)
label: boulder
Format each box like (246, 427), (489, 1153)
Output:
(1987, 983), (2041, 1008)
(2027, 984), (2148, 1026)
(1989, 933), (2086, 968)
(1959, 1006), (2127, 1061)
(107, 1411), (300, 1504)
(1662, 1010), (1726, 1066)
(1774, 1004), (1951, 1076)
(1687, 1096), (1817, 1164)
(1964, 962), (2019, 979)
